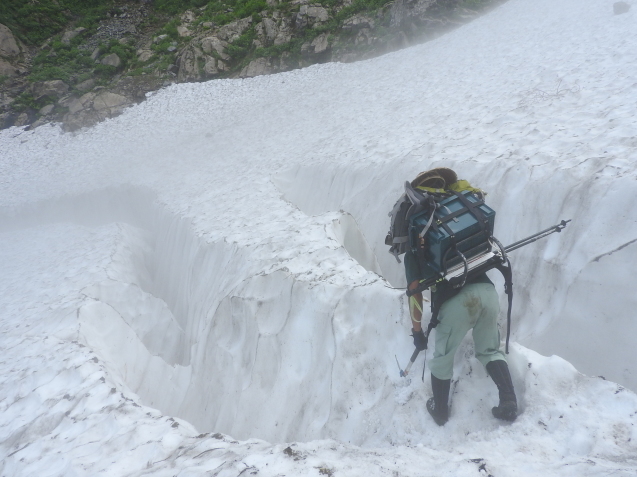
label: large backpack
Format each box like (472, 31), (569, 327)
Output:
(386, 180), (514, 352)
(387, 181), (495, 266)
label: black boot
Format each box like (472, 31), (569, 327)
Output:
(427, 374), (450, 426)
(486, 360), (517, 422)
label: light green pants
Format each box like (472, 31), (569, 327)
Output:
(428, 282), (506, 380)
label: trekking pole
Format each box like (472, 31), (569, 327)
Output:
(504, 219), (570, 253)
(406, 219), (572, 298)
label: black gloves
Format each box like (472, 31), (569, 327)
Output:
(411, 328), (428, 351)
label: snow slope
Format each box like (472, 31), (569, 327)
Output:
(1, 0), (637, 475)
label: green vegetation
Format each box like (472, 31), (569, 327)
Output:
(12, 92), (42, 112)
(28, 37), (136, 84)
(101, 40), (136, 67)
(154, 0), (209, 15)
(198, 0), (269, 27)
(29, 42), (94, 83)
(0, 0), (114, 45)
(160, 18), (182, 40)
(152, 36), (176, 54)
(226, 27), (257, 58)
(254, 41), (300, 59)
(156, 53), (177, 70)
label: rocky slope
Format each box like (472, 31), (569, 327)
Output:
(0, 0), (505, 131)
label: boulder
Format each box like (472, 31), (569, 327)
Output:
(59, 95), (85, 114)
(274, 19), (293, 46)
(63, 109), (97, 132)
(201, 37), (230, 60)
(217, 59), (229, 72)
(67, 98), (86, 114)
(342, 14), (376, 30)
(137, 49), (153, 62)
(28, 117), (48, 129)
(92, 92), (129, 111)
(61, 27), (86, 45)
(32, 80), (69, 100)
(181, 10), (196, 23)
(14, 112), (30, 127)
(78, 92), (97, 108)
(76, 79), (96, 92)
(217, 17), (252, 42)
(279, 51), (293, 71)
(306, 6), (329, 22)
(274, 33), (292, 46)
(355, 28), (374, 46)
(262, 18), (278, 41)
(0, 23), (20, 58)
(177, 26), (192, 37)
(203, 57), (219, 77)
(390, 0), (409, 28)
(0, 93), (15, 108)
(39, 104), (55, 116)
(296, 5), (329, 28)
(0, 58), (17, 77)
(311, 33), (330, 54)
(57, 95), (75, 107)
(101, 53), (122, 68)
(614, 2), (630, 14)
(0, 112), (10, 128)
(240, 57), (272, 78)
(177, 46), (204, 82)
(391, 0), (436, 28)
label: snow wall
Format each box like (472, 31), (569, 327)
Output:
(275, 156), (637, 392)
(2, 152), (635, 447)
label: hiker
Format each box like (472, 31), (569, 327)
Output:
(405, 168), (518, 425)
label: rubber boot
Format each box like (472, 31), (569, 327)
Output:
(427, 374), (450, 426)
(486, 360), (517, 422)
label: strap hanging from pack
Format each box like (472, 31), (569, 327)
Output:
(494, 257), (513, 354)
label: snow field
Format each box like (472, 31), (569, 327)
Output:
(1, 0), (637, 474)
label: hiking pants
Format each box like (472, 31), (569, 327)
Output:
(428, 282), (506, 380)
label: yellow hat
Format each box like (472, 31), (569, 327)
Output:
(411, 167), (458, 189)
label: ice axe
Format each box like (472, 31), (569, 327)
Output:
(395, 348), (420, 377)
(396, 324), (435, 380)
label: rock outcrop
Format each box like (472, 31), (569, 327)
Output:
(0, 0), (506, 131)
(32, 80), (70, 100)
(0, 23), (20, 58)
